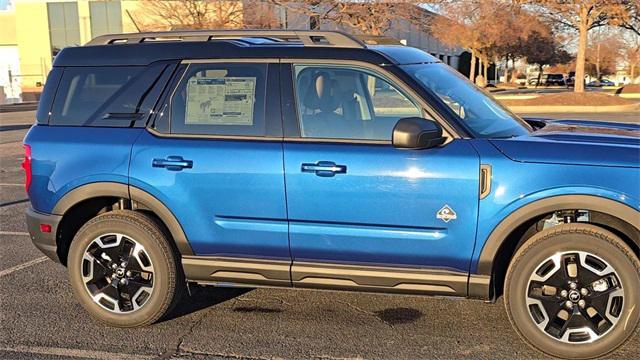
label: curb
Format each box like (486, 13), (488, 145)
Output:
(619, 93), (640, 99)
(507, 103), (640, 113)
(0, 103), (38, 113)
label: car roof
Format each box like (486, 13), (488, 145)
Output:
(52, 30), (440, 67)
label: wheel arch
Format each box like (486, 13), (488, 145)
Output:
(53, 182), (193, 265)
(476, 195), (640, 300)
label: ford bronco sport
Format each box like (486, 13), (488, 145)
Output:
(24, 30), (639, 359)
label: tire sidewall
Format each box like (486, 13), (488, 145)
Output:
(68, 214), (175, 327)
(506, 227), (640, 359)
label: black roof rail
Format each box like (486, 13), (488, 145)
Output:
(86, 30), (366, 48)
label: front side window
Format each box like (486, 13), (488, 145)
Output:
(293, 65), (422, 140)
(170, 63), (267, 136)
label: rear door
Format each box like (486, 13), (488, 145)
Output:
(281, 62), (480, 293)
(129, 60), (290, 285)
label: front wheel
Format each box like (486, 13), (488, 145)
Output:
(504, 224), (639, 359)
(68, 210), (183, 327)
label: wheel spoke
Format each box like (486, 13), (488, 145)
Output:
(119, 238), (135, 265)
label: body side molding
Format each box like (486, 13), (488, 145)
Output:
(183, 256), (291, 286)
(477, 194), (640, 277)
(52, 182), (194, 256)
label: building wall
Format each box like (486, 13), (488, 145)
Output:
(14, 0), (52, 94)
(1, 0), (148, 101)
(0, 7), (20, 103)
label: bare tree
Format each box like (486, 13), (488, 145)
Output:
(587, 29), (623, 80)
(520, 31), (573, 86)
(266, 0), (431, 36)
(524, 0), (638, 92)
(430, 0), (543, 84)
(621, 31), (640, 82)
(133, 0), (244, 31)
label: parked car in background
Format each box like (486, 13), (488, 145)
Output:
(24, 30), (640, 360)
(545, 73), (565, 86)
(528, 73), (565, 86)
(566, 71), (576, 87)
(587, 79), (616, 87)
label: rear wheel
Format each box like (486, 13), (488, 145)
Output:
(68, 210), (183, 327)
(505, 224), (640, 359)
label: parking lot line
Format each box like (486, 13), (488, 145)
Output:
(0, 183), (23, 186)
(0, 345), (154, 360)
(0, 256), (47, 278)
(0, 231), (29, 236)
(0, 198), (28, 207)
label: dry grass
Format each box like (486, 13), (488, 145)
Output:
(499, 92), (637, 107)
(618, 84), (640, 94)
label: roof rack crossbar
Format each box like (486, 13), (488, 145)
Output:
(86, 30), (365, 48)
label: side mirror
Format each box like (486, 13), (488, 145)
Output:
(392, 117), (446, 150)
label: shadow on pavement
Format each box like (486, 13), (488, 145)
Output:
(162, 285), (252, 322)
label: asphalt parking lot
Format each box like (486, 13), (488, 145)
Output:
(0, 110), (638, 360)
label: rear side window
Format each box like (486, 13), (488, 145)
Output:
(169, 63), (267, 136)
(49, 63), (173, 127)
(36, 67), (63, 124)
(50, 67), (140, 125)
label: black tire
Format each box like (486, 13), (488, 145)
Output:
(68, 210), (183, 327)
(504, 223), (640, 359)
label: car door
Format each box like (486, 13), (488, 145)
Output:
(129, 60), (290, 285)
(282, 62), (481, 294)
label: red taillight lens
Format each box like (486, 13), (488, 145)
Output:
(21, 144), (32, 192)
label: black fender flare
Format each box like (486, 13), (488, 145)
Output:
(477, 194), (640, 277)
(52, 182), (194, 256)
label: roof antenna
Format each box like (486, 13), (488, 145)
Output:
(125, 9), (141, 32)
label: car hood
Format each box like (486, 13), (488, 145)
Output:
(489, 119), (640, 168)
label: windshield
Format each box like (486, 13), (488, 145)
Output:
(401, 63), (531, 138)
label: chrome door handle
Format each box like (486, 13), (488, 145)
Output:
(301, 161), (347, 177)
(152, 156), (193, 171)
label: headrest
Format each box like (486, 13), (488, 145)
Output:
(303, 71), (341, 113)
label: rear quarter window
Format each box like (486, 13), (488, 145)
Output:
(49, 63), (173, 127)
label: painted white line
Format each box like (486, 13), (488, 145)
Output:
(0, 256), (48, 278)
(0, 231), (29, 236)
(0, 183), (23, 187)
(0, 345), (154, 360)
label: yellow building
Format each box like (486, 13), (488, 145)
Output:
(0, 0), (243, 103)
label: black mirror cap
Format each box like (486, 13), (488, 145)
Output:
(392, 117), (446, 150)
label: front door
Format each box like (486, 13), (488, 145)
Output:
(282, 63), (480, 293)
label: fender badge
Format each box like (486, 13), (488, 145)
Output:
(437, 205), (457, 223)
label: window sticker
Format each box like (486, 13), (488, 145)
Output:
(185, 77), (256, 125)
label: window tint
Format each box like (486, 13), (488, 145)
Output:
(50, 66), (141, 126)
(36, 68), (63, 124)
(170, 63), (267, 136)
(294, 65), (421, 140)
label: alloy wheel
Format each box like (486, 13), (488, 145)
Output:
(80, 233), (155, 313)
(526, 251), (624, 343)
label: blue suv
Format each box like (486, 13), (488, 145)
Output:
(24, 31), (639, 359)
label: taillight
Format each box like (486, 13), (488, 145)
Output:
(21, 144), (32, 192)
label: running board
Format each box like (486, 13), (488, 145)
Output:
(182, 256), (490, 298)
